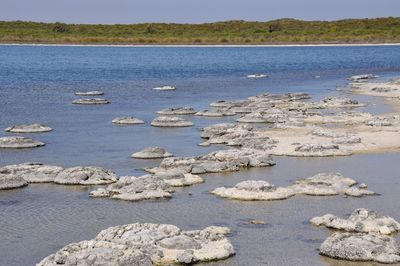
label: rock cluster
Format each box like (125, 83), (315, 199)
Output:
(37, 223), (235, 265)
(211, 173), (375, 201)
(4, 124), (52, 133)
(0, 136), (45, 149)
(0, 163), (117, 189)
(146, 149), (275, 175)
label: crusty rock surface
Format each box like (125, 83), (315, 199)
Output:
(291, 143), (352, 157)
(54, 166), (117, 185)
(154, 172), (204, 187)
(90, 175), (174, 201)
(37, 223), (235, 265)
(146, 149), (275, 175)
(0, 163), (63, 183)
(0, 173), (28, 190)
(131, 147), (173, 159)
(74, 91), (104, 96)
(310, 208), (400, 235)
(0, 136), (45, 149)
(211, 173), (375, 201)
(319, 232), (400, 263)
(112, 117), (145, 124)
(151, 116), (194, 127)
(72, 98), (110, 104)
(4, 124), (53, 133)
(157, 107), (196, 115)
(195, 109), (236, 117)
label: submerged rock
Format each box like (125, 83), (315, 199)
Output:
(319, 232), (400, 263)
(157, 107), (196, 115)
(131, 147), (173, 159)
(0, 173), (28, 190)
(90, 175), (174, 201)
(147, 149), (275, 175)
(112, 117), (145, 125)
(151, 116), (194, 127)
(72, 98), (110, 104)
(74, 91), (104, 96)
(350, 74), (378, 82)
(0, 163), (63, 183)
(54, 166), (117, 185)
(247, 74), (268, 78)
(152, 86), (176, 91)
(211, 173), (375, 201)
(0, 136), (45, 149)
(310, 208), (400, 235)
(38, 223), (234, 265)
(4, 124), (52, 133)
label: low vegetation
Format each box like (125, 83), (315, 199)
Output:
(0, 17), (399, 44)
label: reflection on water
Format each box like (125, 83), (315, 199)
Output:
(0, 45), (399, 265)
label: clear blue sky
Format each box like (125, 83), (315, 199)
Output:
(1, 0), (399, 24)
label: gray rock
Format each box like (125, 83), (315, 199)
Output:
(157, 107), (196, 115)
(319, 232), (400, 263)
(5, 124), (52, 133)
(212, 173), (375, 201)
(54, 166), (117, 185)
(366, 116), (392, 127)
(112, 117), (145, 124)
(74, 91), (104, 96)
(0, 173), (28, 190)
(0, 136), (45, 149)
(310, 208), (400, 235)
(38, 223), (234, 265)
(350, 74), (378, 82)
(90, 175), (174, 201)
(72, 98), (110, 104)
(147, 149), (275, 175)
(195, 109), (236, 117)
(151, 116), (194, 127)
(131, 147), (173, 159)
(0, 163), (63, 183)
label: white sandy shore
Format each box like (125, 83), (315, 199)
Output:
(1, 43), (400, 48)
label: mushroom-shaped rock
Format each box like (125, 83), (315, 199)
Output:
(54, 166), (117, 185)
(151, 116), (194, 127)
(90, 175), (174, 201)
(74, 91), (104, 96)
(131, 147), (173, 159)
(0, 136), (45, 149)
(152, 86), (176, 91)
(211, 173), (375, 201)
(4, 124), (52, 133)
(37, 223), (234, 266)
(112, 117), (145, 125)
(0, 162), (63, 183)
(310, 208), (400, 235)
(319, 232), (400, 264)
(157, 107), (196, 115)
(72, 98), (109, 104)
(0, 173), (28, 190)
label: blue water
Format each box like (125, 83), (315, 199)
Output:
(0, 45), (400, 266)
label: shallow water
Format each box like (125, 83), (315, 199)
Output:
(0, 45), (400, 265)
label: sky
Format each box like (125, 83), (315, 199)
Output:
(1, 0), (399, 24)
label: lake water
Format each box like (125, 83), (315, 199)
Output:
(0, 45), (400, 265)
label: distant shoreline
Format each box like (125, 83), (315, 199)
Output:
(1, 42), (400, 48)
